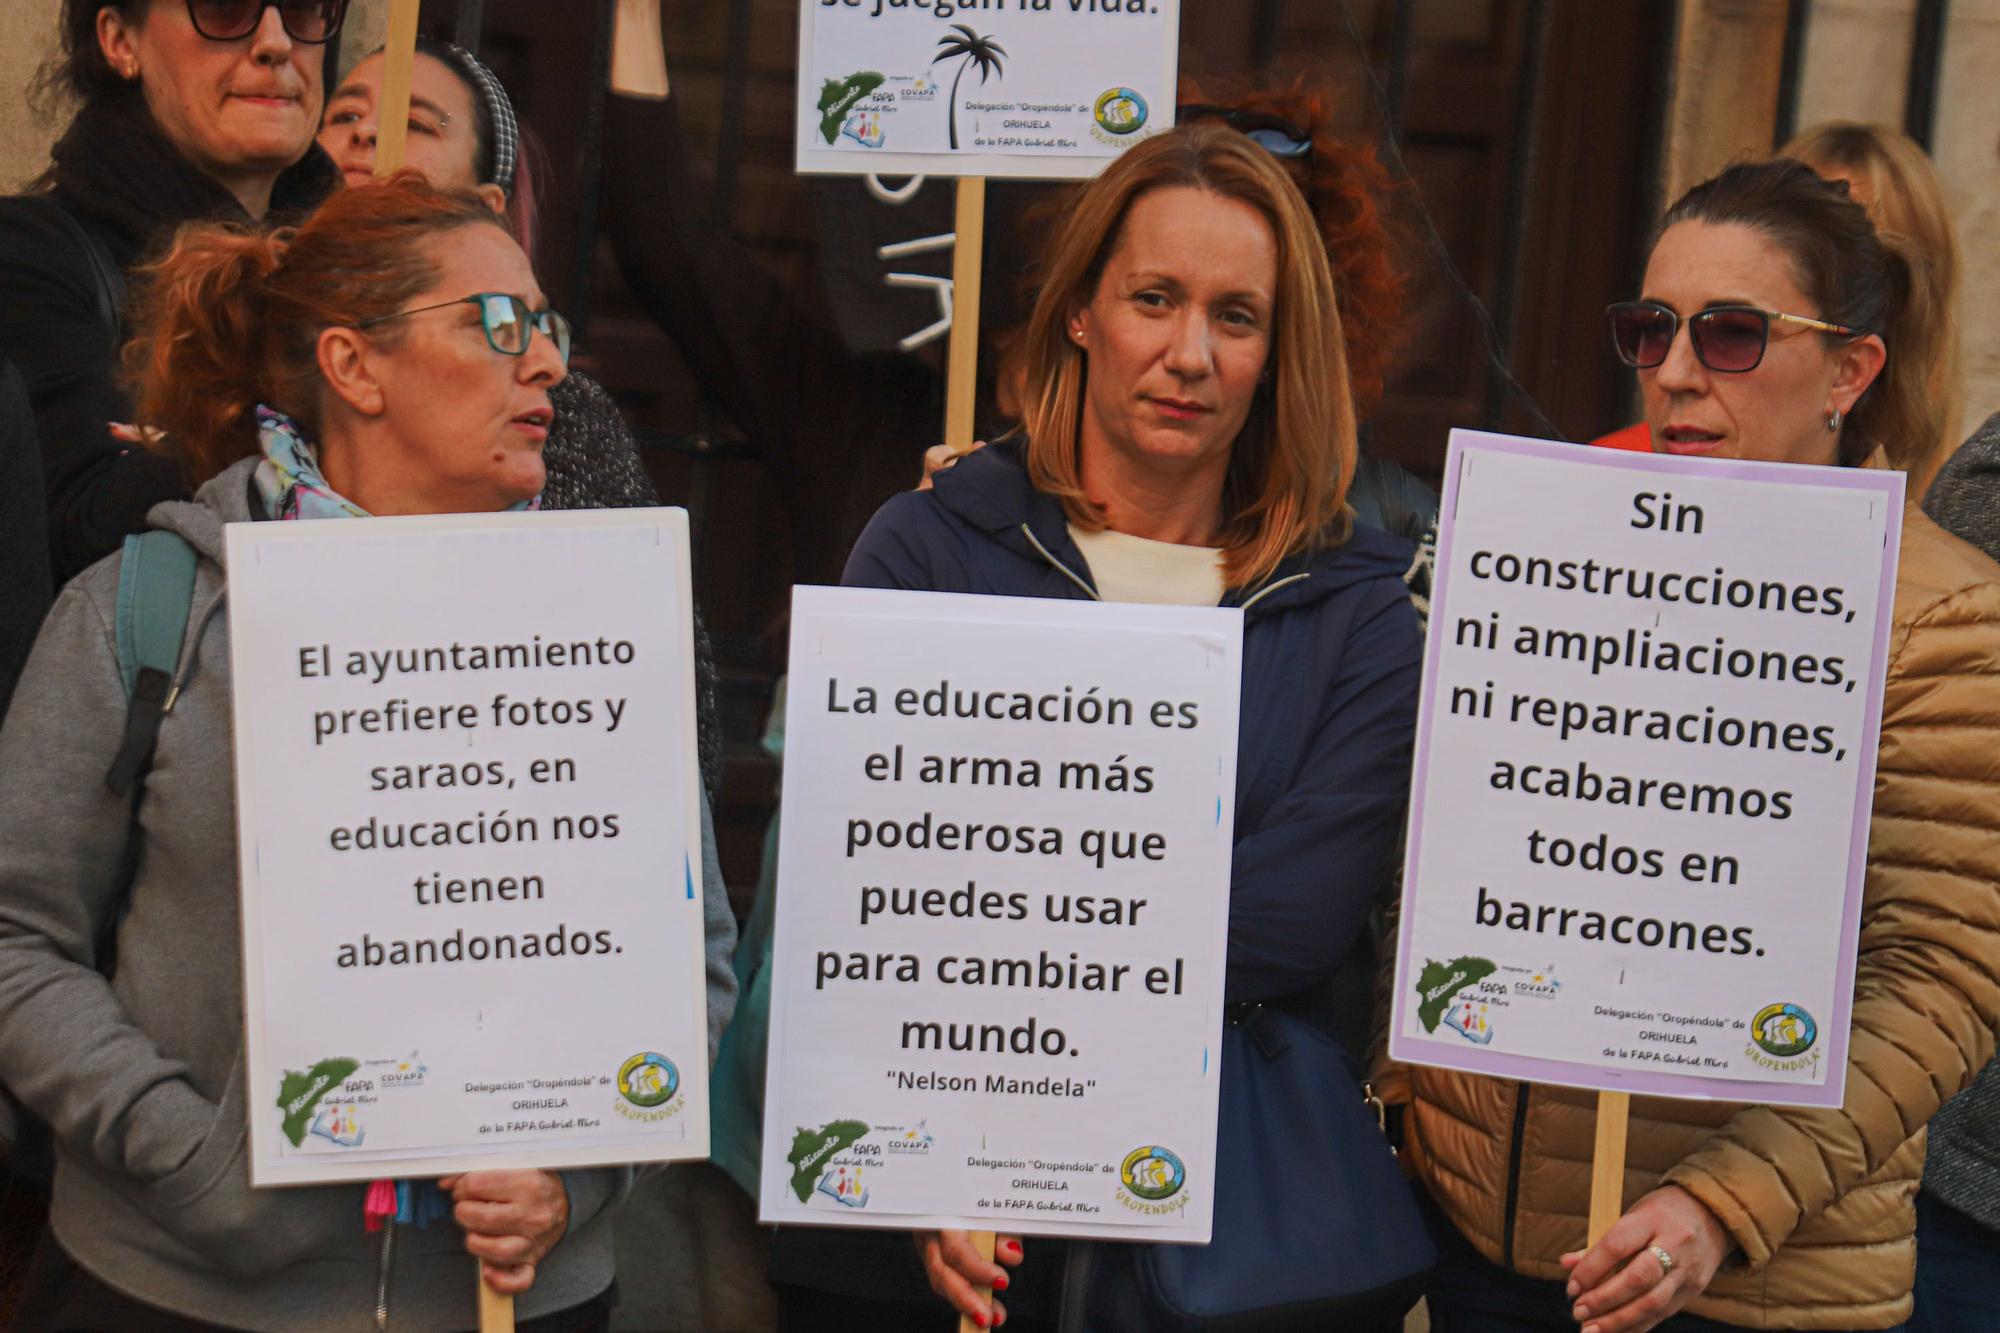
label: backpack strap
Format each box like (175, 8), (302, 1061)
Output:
(106, 531), (199, 797)
(43, 198), (128, 354)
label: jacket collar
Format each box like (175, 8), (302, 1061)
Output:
(927, 435), (1413, 618)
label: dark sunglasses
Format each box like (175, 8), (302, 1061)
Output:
(186, 0), (348, 44)
(1607, 300), (1861, 374)
(358, 294), (573, 366)
(1178, 104), (1312, 158)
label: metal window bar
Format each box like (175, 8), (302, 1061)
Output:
(455, 0), (486, 50)
(1773, 0), (1809, 148)
(1384, 0), (1416, 144)
(566, 0), (618, 339)
(1483, 0), (1550, 430)
(1904, 0), (1949, 150)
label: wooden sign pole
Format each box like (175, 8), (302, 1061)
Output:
(957, 1229), (998, 1333)
(945, 174), (994, 1330)
(943, 177), (987, 454)
(1587, 1090), (1631, 1245)
(372, 10), (516, 1325)
(373, 0), (423, 175)
(477, 1273), (516, 1333)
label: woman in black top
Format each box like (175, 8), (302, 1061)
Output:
(0, 0), (345, 584)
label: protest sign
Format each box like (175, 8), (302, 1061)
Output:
(227, 511), (711, 1187)
(759, 587), (1240, 1243)
(1391, 431), (1904, 1110)
(796, 0), (1181, 179)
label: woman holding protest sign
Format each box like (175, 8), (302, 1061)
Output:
(1384, 159), (2000, 1333)
(766, 121), (1429, 1331)
(0, 176), (737, 1332)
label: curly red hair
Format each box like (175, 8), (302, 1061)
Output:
(122, 173), (509, 486)
(1178, 76), (1409, 413)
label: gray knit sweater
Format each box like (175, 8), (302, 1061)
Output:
(1919, 409), (2000, 1231)
(544, 371), (722, 795)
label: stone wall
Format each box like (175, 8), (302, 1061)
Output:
(0, 0), (61, 193)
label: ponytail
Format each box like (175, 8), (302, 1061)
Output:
(1856, 231), (1945, 472)
(123, 225), (293, 485)
(119, 174), (510, 487)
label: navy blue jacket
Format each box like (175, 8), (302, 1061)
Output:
(842, 439), (1422, 1004)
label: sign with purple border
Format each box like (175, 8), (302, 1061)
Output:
(1390, 430), (1902, 1108)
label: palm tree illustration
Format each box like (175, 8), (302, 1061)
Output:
(931, 24), (1007, 151)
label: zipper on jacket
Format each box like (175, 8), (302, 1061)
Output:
(1018, 524), (1100, 600)
(1237, 571), (1309, 612)
(1500, 1080), (1531, 1270)
(374, 1219), (396, 1330)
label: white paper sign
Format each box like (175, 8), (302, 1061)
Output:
(797, 0), (1181, 179)
(1390, 432), (1903, 1108)
(227, 512), (711, 1185)
(760, 587), (1239, 1241)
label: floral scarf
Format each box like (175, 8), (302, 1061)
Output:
(253, 406), (543, 519)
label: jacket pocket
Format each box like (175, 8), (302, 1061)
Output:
(149, 1053), (247, 1211)
(136, 1055), (347, 1278)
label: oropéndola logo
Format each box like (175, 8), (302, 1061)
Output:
(1751, 1003), (1818, 1058)
(617, 1052), (680, 1108)
(1119, 1145), (1185, 1202)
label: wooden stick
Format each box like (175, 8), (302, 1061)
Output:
(944, 177), (987, 454)
(373, 0), (424, 175)
(1587, 1089), (1631, 1245)
(956, 1230), (997, 1332)
(476, 1268), (516, 1333)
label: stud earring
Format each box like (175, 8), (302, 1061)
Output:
(1826, 408), (1843, 432)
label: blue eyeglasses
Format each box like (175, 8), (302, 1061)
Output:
(358, 293), (572, 366)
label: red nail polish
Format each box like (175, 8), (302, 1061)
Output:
(974, 1314), (989, 1329)
(994, 1274), (1009, 1291)
(1004, 1241), (1022, 1255)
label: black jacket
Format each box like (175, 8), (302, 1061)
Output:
(0, 90), (337, 585)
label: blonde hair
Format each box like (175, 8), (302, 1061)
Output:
(1782, 122), (1962, 484)
(1020, 121), (1355, 589)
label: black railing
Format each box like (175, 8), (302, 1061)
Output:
(1905, 0), (1949, 150)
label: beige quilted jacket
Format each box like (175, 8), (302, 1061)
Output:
(1380, 504), (2000, 1329)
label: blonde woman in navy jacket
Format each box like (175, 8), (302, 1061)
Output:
(767, 120), (1423, 1333)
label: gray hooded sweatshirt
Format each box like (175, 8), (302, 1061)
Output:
(0, 456), (738, 1330)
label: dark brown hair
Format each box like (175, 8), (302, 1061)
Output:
(1657, 159), (1941, 469)
(37, 0), (147, 112)
(123, 173), (508, 483)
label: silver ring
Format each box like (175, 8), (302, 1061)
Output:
(1650, 1244), (1676, 1277)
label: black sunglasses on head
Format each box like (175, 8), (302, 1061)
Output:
(185, 0), (348, 44)
(1178, 104), (1313, 158)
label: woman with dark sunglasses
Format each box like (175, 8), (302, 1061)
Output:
(1379, 159), (2000, 1333)
(0, 0), (345, 589)
(0, 176), (725, 1333)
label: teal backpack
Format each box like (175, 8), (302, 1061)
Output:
(105, 530), (199, 798)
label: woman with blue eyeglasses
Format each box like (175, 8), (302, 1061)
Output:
(0, 176), (740, 1333)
